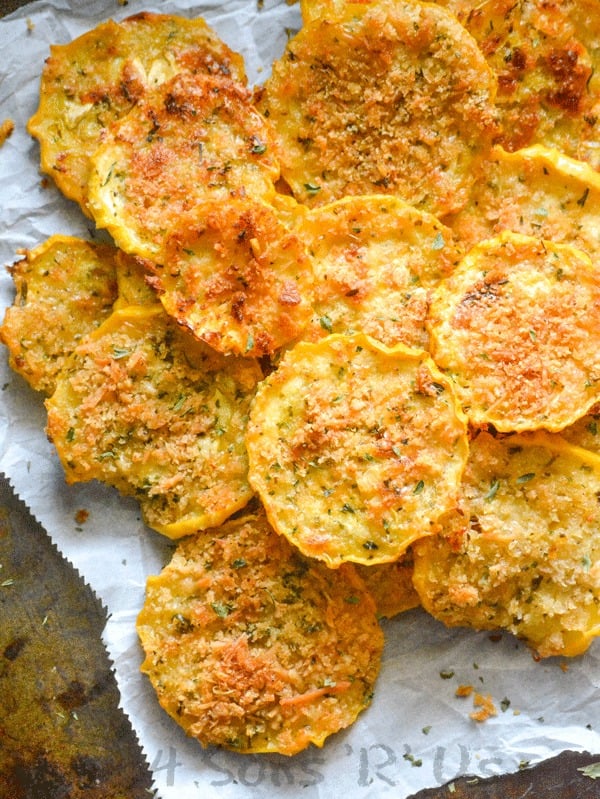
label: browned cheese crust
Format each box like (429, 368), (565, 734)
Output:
(246, 334), (469, 567)
(45, 305), (262, 538)
(428, 231), (600, 432)
(257, 1), (498, 215)
(136, 511), (384, 755)
(150, 199), (314, 358)
(87, 72), (280, 259)
(27, 12), (247, 214)
(412, 430), (600, 657)
(0, 235), (119, 396)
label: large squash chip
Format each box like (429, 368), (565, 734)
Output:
(27, 12), (247, 214)
(0, 235), (118, 396)
(412, 430), (600, 658)
(45, 305), (262, 538)
(428, 231), (600, 432)
(445, 144), (600, 261)
(246, 334), (469, 568)
(294, 194), (461, 350)
(257, 0), (497, 215)
(149, 199), (314, 358)
(87, 72), (279, 260)
(136, 510), (384, 755)
(435, 0), (600, 168)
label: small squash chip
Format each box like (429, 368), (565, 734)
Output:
(27, 12), (247, 214)
(246, 334), (469, 567)
(412, 430), (600, 658)
(294, 194), (461, 350)
(149, 198), (314, 358)
(257, 0), (498, 215)
(45, 305), (262, 538)
(445, 144), (600, 261)
(0, 235), (118, 396)
(87, 72), (280, 260)
(428, 231), (600, 432)
(136, 510), (384, 755)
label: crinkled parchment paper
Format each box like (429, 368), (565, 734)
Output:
(1, 2), (600, 797)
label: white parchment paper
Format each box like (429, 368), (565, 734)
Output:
(1, 2), (600, 797)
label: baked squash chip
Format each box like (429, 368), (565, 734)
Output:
(435, 0), (600, 168)
(413, 430), (600, 658)
(150, 198), (314, 358)
(87, 72), (279, 260)
(246, 334), (469, 567)
(445, 144), (600, 260)
(0, 235), (118, 396)
(137, 510), (383, 755)
(27, 12), (246, 214)
(257, 0), (497, 215)
(294, 194), (461, 350)
(428, 231), (600, 432)
(45, 305), (262, 538)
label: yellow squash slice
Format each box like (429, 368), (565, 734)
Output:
(413, 430), (600, 658)
(428, 231), (600, 432)
(137, 510), (384, 755)
(45, 305), (262, 538)
(87, 72), (279, 260)
(150, 198), (314, 358)
(246, 334), (469, 567)
(257, 0), (498, 215)
(445, 144), (600, 260)
(294, 194), (461, 350)
(435, 0), (600, 168)
(0, 235), (118, 395)
(27, 12), (247, 214)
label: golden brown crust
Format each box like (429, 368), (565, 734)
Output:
(27, 12), (247, 213)
(257, 1), (498, 215)
(151, 198), (314, 358)
(87, 72), (280, 259)
(0, 235), (119, 395)
(136, 510), (384, 755)
(246, 334), (469, 567)
(428, 231), (600, 431)
(412, 430), (600, 657)
(45, 305), (262, 538)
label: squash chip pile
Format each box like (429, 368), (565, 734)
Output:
(3, 1), (600, 756)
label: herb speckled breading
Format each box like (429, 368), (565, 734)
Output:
(246, 334), (469, 567)
(257, 0), (498, 214)
(428, 231), (600, 432)
(27, 12), (247, 215)
(0, 235), (119, 396)
(136, 510), (384, 755)
(412, 430), (600, 658)
(45, 305), (262, 538)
